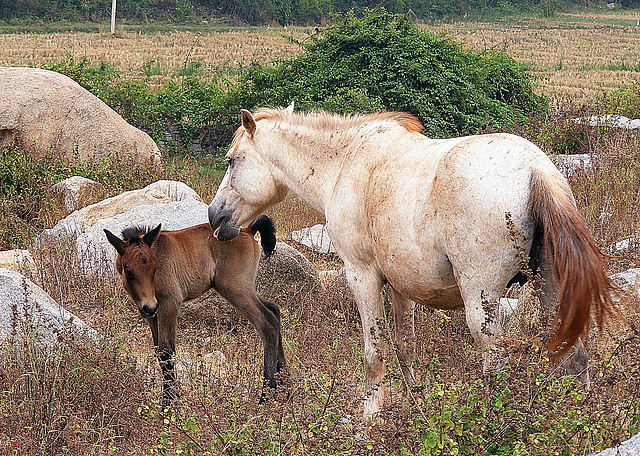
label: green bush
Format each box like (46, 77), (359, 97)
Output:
(43, 57), (119, 100)
(600, 82), (640, 120)
(227, 10), (546, 138)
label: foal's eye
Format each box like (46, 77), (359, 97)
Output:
(124, 267), (134, 282)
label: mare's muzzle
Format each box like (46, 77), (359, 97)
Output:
(208, 207), (241, 241)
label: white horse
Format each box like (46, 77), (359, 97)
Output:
(208, 104), (618, 417)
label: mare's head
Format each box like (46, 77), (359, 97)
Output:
(104, 225), (162, 318)
(209, 104), (293, 241)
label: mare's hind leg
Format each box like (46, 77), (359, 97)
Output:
(459, 282), (507, 372)
(390, 288), (416, 389)
(536, 265), (591, 386)
(449, 260), (510, 372)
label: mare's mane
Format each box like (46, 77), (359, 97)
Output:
(229, 108), (424, 154)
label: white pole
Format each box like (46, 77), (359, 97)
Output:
(111, 0), (117, 35)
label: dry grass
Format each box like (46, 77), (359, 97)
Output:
(432, 11), (640, 103)
(1, 13), (639, 101)
(0, 28), (306, 83)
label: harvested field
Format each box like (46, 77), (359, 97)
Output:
(434, 12), (640, 102)
(1, 12), (639, 100)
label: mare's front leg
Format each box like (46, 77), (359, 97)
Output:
(390, 288), (416, 390)
(345, 263), (386, 418)
(148, 297), (179, 409)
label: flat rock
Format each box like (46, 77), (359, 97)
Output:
(289, 224), (335, 254)
(588, 432), (640, 456)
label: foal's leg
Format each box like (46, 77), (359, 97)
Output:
(216, 282), (285, 402)
(390, 288), (416, 389)
(344, 263), (386, 418)
(153, 297), (179, 409)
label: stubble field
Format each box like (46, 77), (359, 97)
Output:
(1, 11), (639, 100)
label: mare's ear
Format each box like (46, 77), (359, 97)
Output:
(104, 229), (125, 255)
(241, 109), (256, 137)
(142, 224), (162, 248)
(283, 101), (295, 114)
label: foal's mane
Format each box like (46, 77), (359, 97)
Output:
(121, 226), (154, 244)
(229, 108), (424, 153)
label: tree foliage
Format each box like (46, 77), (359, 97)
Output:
(228, 10), (545, 138)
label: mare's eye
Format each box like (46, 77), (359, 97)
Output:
(225, 156), (234, 166)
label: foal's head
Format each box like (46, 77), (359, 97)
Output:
(105, 225), (162, 318)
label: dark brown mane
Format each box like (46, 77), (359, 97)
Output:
(121, 226), (153, 244)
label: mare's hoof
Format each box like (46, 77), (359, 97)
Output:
(482, 350), (508, 374)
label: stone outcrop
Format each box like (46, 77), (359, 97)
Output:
(51, 175), (105, 213)
(0, 268), (96, 347)
(0, 67), (161, 162)
(36, 180), (207, 275)
(289, 224), (336, 254)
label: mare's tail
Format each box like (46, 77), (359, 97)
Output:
(530, 170), (620, 357)
(249, 215), (277, 257)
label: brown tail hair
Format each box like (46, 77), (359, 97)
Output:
(530, 170), (620, 357)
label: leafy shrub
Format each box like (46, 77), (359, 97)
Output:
(600, 82), (640, 120)
(43, 56), (119, 100)
(227, 9), (546, 138)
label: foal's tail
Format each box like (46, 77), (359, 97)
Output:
(530, 170), (620, 357)
(249, 215), (277, 257)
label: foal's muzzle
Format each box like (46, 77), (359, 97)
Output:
(140, 302), (158, 318)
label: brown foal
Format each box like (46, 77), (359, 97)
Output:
(105, 215), (285, 407)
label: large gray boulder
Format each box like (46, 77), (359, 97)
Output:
(0, 268), (96, 347)
(0, 67), (161, 162)
(589, 432), (640, 456)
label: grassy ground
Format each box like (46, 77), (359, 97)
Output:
(1, 12), (639, 455)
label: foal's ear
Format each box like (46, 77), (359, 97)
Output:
(104, 229), (125, 255)
(241, 109), (256, 137)
(283, 101), (295, 114)
(142, 224), (162, 248)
